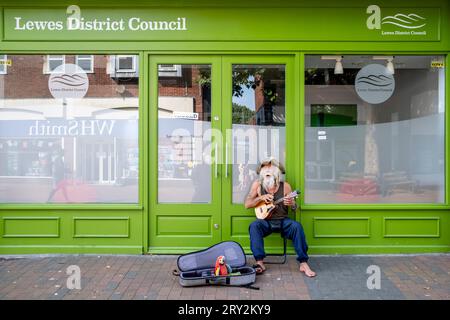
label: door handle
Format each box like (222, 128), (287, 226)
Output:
(214, 143), (218, 178)
(225, 143), (228, 178)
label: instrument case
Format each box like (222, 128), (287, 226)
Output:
(174, 241), (257, 288)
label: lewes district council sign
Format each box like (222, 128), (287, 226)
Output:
(2, 4), (440, 41)
(355, 64), (395, 104)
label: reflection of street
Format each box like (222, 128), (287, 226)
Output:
(158, 178), (196, 203)
(47, 148), (68, 202)
(232, 163), (258, 203)
(0, 55), (140, 203)
(305, 188), (438, 204)
(190, 163), (210, 203)
(0, 177), (53, 202)
(0, 177), (138, 203)
(48, 179), (96, 203)
(158, 161), (211, 203)
(158, 117), (211, 203)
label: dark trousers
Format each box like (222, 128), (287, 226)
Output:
(249, 218), (309, 263)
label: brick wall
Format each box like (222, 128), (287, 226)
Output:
(0, 55), (139, 99)
(158, 66), (207, 119)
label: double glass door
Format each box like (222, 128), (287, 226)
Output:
(149, 55), (293, 252)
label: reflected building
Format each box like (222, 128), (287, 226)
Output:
(0, 55), (139, 203)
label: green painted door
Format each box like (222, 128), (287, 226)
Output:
(148, 55), (295, 253)
(148, 56), (223, 252)
(221, 56), (296, 252)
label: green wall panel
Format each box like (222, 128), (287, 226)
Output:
(0, 211), (142, 254)
(2, 217), (59, 238)
(230, 216), (254, 236)
(156, 216), (211, 236)
(313, 218), (370, 238)
(300, 210), (449, 254)
(383, 217), (440, 238)
(73, 217), (130, 238)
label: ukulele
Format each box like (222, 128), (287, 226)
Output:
(254, 190), (300, 220)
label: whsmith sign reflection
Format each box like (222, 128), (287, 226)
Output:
(2, 5), (440, 41)
(0, 120), (138, 137)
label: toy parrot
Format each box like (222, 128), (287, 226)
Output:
(214, 255), (232, 276)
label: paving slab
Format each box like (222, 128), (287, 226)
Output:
(0, 254), (449, 300)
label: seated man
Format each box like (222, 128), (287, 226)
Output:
(245, 158), (316, 277)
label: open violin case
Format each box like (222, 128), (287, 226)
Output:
(173, 241), (257, 289)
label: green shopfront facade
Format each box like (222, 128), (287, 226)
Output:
(0, 0), (449, 255)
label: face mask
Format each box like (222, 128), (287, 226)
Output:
(260, 166), (280, 190)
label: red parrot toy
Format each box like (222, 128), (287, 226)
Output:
(214, 255), (232, 276)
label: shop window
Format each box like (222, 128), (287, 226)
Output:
(45, 55), (65, 73)
(0, 54), (140, 203)
(157, 64), (212, 203)
(304, 55), (445, 204)
(310, 104), (357, 127)
(0, 55), (8, 75)
(231, 64), (286, 204)
(75, 55), (94, 73)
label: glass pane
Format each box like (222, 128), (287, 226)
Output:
(0, 54), (139, 203)
(304, 55), (445, 204)
(49, 59), (63, 72)
(77, 57), (92, 72)
(231, 64), (286, 203)
(0, 55), (6, 73)
(118, 57), (134, 70)
(158, 64), (212, 203)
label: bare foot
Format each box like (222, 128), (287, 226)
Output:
(299, 262), (316, 277)
(257, 261), (266, 270)
(253, 260), (266, 274)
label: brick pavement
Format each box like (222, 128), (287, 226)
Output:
(0, 254), (449, 300)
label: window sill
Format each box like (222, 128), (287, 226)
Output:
(0, 204), (144, 211)
(299, 204), (450, 211)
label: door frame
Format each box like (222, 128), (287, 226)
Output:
(148, 55), (223, 252)
(147, 53), (298, 253)
(221, 55), (298, 252)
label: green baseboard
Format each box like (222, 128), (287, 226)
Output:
(307, 245), (450, 255)
(147, 245), (450, 255)
(0, 245), (143, 255)
(2, 245), (449, 256)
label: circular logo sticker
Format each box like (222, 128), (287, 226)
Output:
(355, 64), (395, 104)
(48, 63), (89, 99)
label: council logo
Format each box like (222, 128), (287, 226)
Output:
(381, 13), (426, 29)
(355, 64), (395, 104)
(366, 5), (427, 36)
(48, 63), (89, 99)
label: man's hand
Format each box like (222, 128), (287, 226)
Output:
(259, 194), (274, 204)
(283, 182), (297, 208)
(283, 197), (294, 206)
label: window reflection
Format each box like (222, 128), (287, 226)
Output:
(305, 55), (445, 204)
(157, 64), (212, 203)
(0, 54), (139, 203)
(232, 65), (286, 203)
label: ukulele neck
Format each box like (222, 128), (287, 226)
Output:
(272, 192), (297, 205)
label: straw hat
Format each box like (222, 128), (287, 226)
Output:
(256, 157), (285, 174)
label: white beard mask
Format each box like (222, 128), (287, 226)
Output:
(260, 166), (281, 191)
(263, 175), (276, 190)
